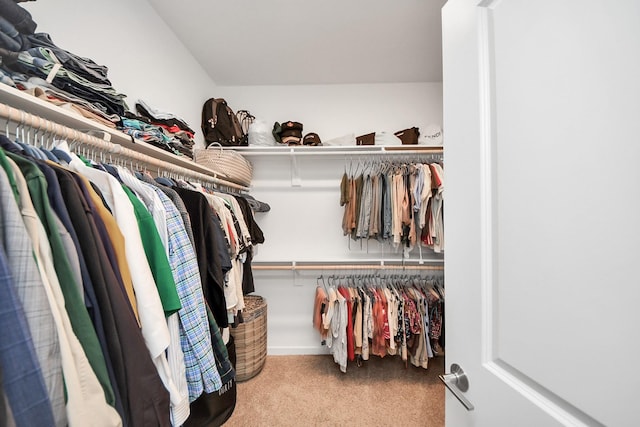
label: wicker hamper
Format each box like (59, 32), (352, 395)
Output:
(231, 295), (267, 382)
(193, 142), (253, 187)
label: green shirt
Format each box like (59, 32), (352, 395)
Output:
(0, 149), (19, 202)
(122, 185), (181, 316)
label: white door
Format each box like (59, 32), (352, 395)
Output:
(442, 0), (640, 425)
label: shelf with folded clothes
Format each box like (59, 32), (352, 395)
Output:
(0, 101), (254, 196)
(0, 82), (247, 189)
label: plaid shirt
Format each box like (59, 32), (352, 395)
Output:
(149, 185), (222, 400)
(0, 164), (63, 426)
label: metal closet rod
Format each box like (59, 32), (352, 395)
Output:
(0, 102), (249, 192)
(251, 261), (444, 271)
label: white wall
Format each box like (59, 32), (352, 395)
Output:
(215, 82), (443, 142)
(247, 150), (444, 355)
(22, 0), (216, 142)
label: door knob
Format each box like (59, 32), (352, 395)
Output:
(439, 363), (475, 411)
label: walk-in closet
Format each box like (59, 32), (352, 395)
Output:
(1, 0), (638, 426)
(0, 1), (448, 425)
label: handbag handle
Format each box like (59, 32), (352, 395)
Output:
(207, 142), (224, 157)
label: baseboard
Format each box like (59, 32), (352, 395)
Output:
(267, 345), (330, 356)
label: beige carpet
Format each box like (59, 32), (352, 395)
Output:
(224, 354), (445, 426)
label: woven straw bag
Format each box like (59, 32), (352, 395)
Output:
(194, 143), (253, 187)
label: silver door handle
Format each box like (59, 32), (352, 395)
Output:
(439, 363), (475, 411)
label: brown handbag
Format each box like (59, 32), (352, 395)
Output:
(394, 127), (420, 145)
(356, 132), (375, 146)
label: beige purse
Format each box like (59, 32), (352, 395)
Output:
(194, 143), (253, 187)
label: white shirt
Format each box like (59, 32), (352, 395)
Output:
(116, 166), (168, 250)
(419, 164), (432, 229)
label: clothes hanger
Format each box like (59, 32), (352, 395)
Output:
(350, 274), (358, 289)
(354, 157), (364, 177)
(31, 122), (52, 161)
(327, 275), (335, 289)
(317, 275), (328, 294)
(3, 113), (24, 152)
(18, 111), (25, 142)
(41, 120), (50, 150)
(14, 117), (45, 159)
(361, 160), (369, 177)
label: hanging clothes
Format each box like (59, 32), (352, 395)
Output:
(234, 195), (264, 295)
(52, 163), (171, 427)
(4, 147), (122, 426)
(0, 124), (264, 426)
(341, 159), (445, 254)
(174, 187), (231, 330)
(142, 175), (222, 403)
(314, 274), (444, 373)
(0, 148), (66, 425)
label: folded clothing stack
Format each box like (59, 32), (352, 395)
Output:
(0, 3), (127, 118)
(134, 101), (196, 158)
(120, 111), (194, 159)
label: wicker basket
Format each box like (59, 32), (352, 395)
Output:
(193, 143), (253, 187)
(230, 295), (267, 382)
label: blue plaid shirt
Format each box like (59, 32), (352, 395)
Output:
(148, 185), (222, 400)
(0, 244), (56, 426)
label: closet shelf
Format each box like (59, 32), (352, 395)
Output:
(0, 83), (248, 191)
(251, 259), (444, 271)
(231, 145), (443, 157)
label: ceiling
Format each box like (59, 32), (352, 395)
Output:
(146, 0), (447, 86)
